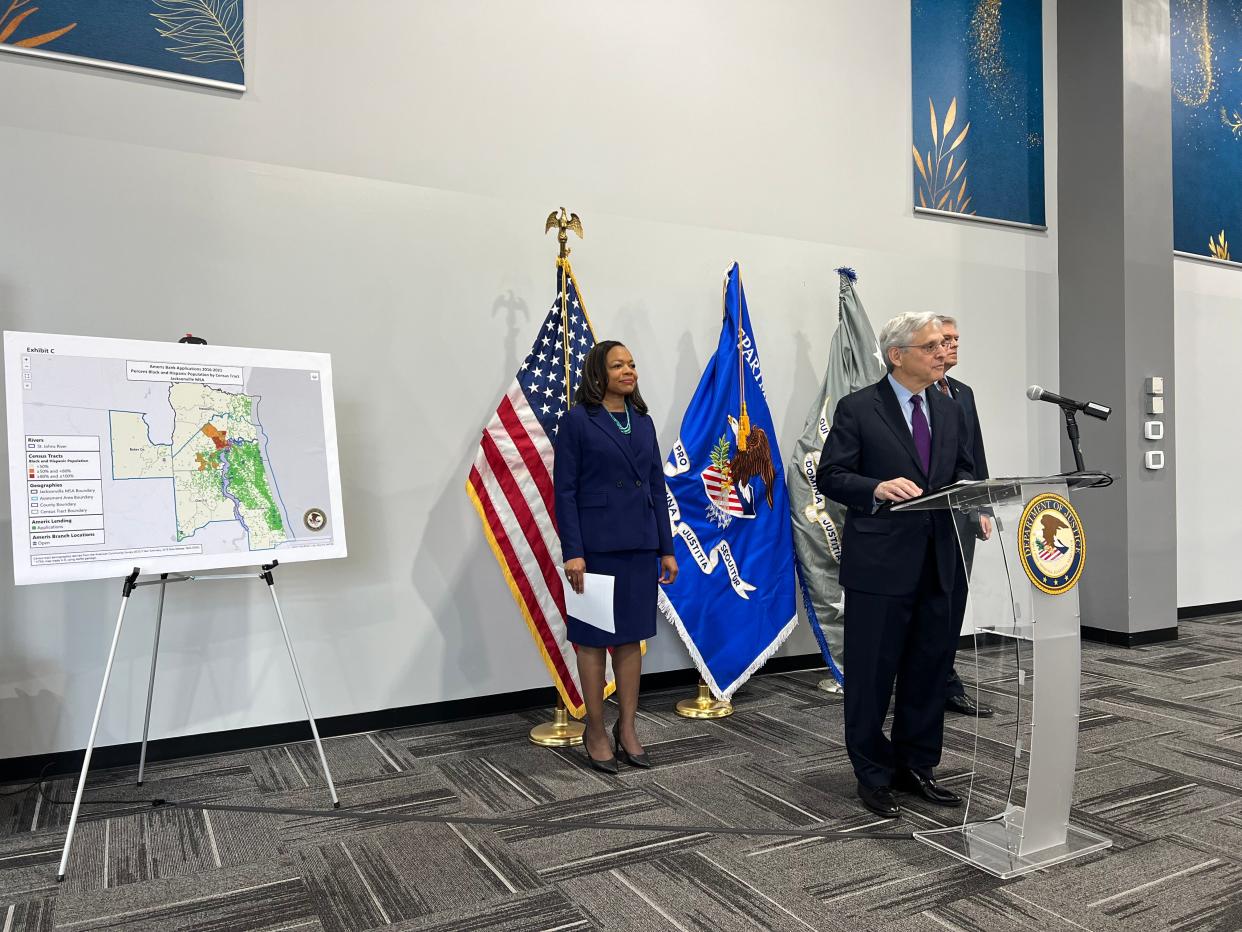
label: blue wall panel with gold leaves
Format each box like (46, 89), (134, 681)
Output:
(0, 0), (243, 91)
(1172, 0), (1242, 264)
(911, 0), (1045, 228)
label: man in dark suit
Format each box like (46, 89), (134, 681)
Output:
(817, 312), (974, 819)
(934, 316), (995, 718)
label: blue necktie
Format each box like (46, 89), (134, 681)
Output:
(910, 395), (931, 475)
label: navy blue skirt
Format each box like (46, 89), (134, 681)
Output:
(567, 549), (659, 647)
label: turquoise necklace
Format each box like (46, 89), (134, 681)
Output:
(607, 403), (632, 435)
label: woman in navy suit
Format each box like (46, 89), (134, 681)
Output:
(554, 341), (678, 773)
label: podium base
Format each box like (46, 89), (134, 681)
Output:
(915, 807), (1112, 878)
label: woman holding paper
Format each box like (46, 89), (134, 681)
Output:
(554, 341), (678, 774)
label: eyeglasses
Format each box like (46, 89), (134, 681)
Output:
(898, 340), (947, 355)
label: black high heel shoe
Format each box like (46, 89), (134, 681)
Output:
(613, 721), (651, 769)
(583, 728), (618, 774)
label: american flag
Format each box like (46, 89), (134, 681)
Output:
(466, 260), (601, 716)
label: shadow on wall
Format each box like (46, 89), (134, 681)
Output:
(492, 290), (530, 377)
(410, 289), (553, 699)
(412, 442), (511, 696)
(783, 329), (821, 463)
(661, 329), (702, 441)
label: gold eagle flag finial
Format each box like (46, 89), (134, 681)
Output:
(545, 207), (583, 259)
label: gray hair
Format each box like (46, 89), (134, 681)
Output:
(936, 314), (958, 326)
(878, 312), (942, 372)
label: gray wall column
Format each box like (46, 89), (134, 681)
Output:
(1057, 0), (1177, 639)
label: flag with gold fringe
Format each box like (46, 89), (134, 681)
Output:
(466, 258), (614, 716)
(658, 263), (797, 699)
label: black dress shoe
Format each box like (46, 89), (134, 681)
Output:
(585, 750), (619, 775)
(946, 693), (994, 717)
(856, 782), (900, 819)
(893, 769), (962, 807)
(613, 722), (651, 769)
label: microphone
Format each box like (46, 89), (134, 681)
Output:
(1026, 385), (1111, 420)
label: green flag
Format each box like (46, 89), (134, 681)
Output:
(787, 268), (886, 683)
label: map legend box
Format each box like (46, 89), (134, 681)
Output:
(26, 451), (102, 481)
(26, 481), (104, 517)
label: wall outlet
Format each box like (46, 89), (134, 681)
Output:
(1147, 397), (1165, 415)
(1143, 420), (1164, 440)
(1144, 450), (1165, 470)
(1145, 376), (1165, 395)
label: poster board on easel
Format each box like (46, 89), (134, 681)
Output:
(4, 330), (347, 586)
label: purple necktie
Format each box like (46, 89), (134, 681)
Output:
(910, 395), (931, 475)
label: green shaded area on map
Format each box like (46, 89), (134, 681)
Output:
(225, 440), (284, 538)
(111, 383), (290, 550)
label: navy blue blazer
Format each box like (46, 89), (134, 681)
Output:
(553, 403), (676, 561)
(945, 376), (989, 480)
(816, 377), (975, 596)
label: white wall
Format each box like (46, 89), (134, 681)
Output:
(1174, 258), (1241, 608)
(0, 1), (1062, 760)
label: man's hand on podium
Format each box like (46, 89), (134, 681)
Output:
(875, 477), (923, 502)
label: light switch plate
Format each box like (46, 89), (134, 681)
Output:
(1147, 397), (1165, 415)
(1146, 376), (1165, 395)
(1144, 450), (1165, 470)
(1144, 420), (1164, 440)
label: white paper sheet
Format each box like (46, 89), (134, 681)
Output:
(564, 572), (616, 634)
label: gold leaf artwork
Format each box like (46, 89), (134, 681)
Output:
(150, 0), (244, 67)
(0, 0), (76, 49)
(1208, 229), (1231, 261)
(913, 96), (976, 216)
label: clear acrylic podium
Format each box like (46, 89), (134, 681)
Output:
(893, 473), (1113, 878)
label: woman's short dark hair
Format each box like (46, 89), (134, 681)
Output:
(575, 340), (649, 415)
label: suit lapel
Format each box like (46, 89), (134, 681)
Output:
(587, 405), (642, 478)
(875, 378), (928, 481)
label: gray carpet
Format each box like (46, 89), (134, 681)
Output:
(3, 613), (1242, 931)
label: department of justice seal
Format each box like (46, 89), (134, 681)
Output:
(303, 508), (327, 532)
(1018, 493), (1085, 595)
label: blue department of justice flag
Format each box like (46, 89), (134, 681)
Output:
(786, 267), (886, 685)
(658, 263), (798, 700)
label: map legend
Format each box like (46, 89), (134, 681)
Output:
(26, 436), (105, 547)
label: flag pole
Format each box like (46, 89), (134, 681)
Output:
(530, 208), (587, 747)
(675, 266), (738, 720)
(675, 678), (734, 719)
(530, 694), (586, 746)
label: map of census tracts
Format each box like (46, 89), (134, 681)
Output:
(5, 332), (347, 586)
(110, 383), (289, 550)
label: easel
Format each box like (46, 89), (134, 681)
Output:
(55, 332), (340, 880)
(56, 562), (340, 880)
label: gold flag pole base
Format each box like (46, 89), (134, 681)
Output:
(675, 679), (734, 719)
(529, 697), (585, 747)
(817, 677), (844, 695)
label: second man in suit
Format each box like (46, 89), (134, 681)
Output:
(933, 315), (995, 718)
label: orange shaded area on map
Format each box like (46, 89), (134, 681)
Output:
(195, 451), (221, 471)
(201, 424), (228, 450)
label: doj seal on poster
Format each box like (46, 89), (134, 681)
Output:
(1018, 493), (1085, 595)
(303, 508), (327, 532)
